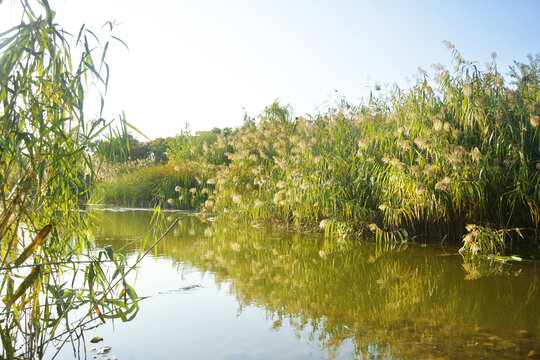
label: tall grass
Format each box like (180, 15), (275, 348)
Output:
(93, 162), (209, 209)
(100, 48), (540, 254)
(94, 127), (229, 209)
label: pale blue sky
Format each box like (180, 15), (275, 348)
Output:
(1, 0), (539, 138)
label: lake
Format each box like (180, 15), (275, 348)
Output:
(55, 209), (540, 359)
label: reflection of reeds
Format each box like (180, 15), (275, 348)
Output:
(97, 211), (540, 359)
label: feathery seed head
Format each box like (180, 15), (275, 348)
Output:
(471, 147), (482, 162)
(357, 139), (370, 150)
(423, 164), (437, 177)
(443, 40), (454, 50)
(319, 219), (330, 230)
(530, 115), (540, 128)
(413, 136), (430, 150)
(435, 177), (452, 191)
(273, 190), (286, 204)
(232, 194), (242, 204)
(463, 84), (473, 97)
(391, 158), (405, 170)
(454, 145), (466, 158)
(399, 140), (411, 151)
(449, 154), (463, 169)
(504, 158), (516, 169)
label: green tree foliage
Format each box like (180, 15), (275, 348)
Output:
(168, 126), (232, 165)
(91, 132), (173, 163)
(0, 1), (164, 358)
(146, 137), (172, 163)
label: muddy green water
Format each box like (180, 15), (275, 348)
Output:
(73, 210), (540, 359)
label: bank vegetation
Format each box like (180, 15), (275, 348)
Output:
(96, 48), (540, 256)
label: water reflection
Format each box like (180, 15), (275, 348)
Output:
(93, 210), (540, 359)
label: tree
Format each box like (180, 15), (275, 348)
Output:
(90, 133), (174, 163)
(0, 1), (165, 358)
(91, 132), (146, 162)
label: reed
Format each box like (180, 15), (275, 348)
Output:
(165, 49), (539, 254)
(100, 49), (539, 255)
(93, 162), (207, 209)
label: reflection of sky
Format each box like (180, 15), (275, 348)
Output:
(53, 256), (356, 360)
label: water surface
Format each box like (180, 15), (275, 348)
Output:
(61, 210), (540, 359)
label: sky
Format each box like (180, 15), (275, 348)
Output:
(1, 0), (540, 139)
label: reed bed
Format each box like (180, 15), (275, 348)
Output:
(102, 49), (540, 254)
